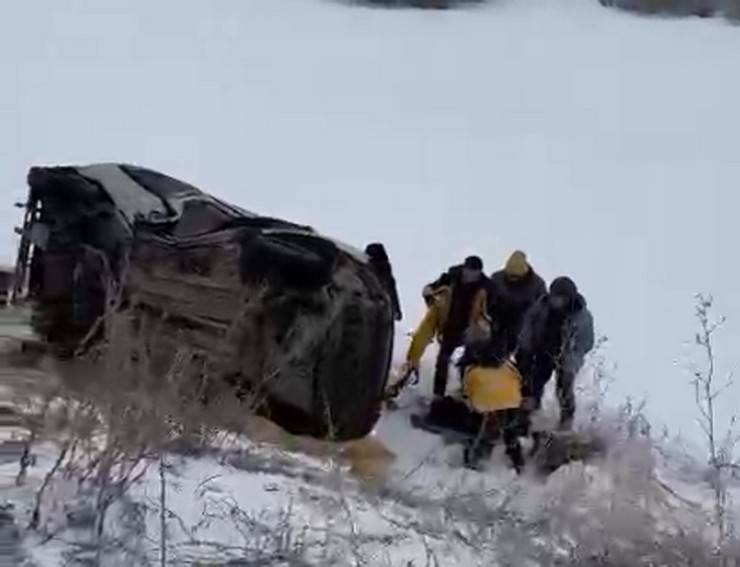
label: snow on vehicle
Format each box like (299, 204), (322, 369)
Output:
(12, 163), (401, 440)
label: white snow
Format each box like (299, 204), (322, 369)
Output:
(1, 328), (736, 565)
(2, 0), (739, 435)
(2, 1), (740, 563)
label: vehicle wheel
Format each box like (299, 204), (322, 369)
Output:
(311, 281), (394, 440)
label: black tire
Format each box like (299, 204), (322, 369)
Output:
(311, 278), (395, 440)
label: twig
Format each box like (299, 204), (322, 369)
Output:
(689, 293), (736, 552)
(160, 454), (168, 567)
(29, 441), (70, 530)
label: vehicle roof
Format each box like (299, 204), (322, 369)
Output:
(77, 163), (258, 225)
(28, 163), (369, 263)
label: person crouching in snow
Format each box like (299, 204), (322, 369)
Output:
(487, 250), (547, 357)
(460, 328), (525, 473)
(516, 276), (595, 431)
(406, 256), (490, 399)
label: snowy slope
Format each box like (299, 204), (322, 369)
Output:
(0, 314), (736, 565)
(2, 0), (740, 435)
(5, 351), (737, 566)
(2, 2), (740, 564)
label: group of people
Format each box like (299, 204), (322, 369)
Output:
(401, 251), (595, 472)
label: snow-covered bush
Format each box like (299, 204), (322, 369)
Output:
(600, 0), (740, 20)
(8, 292), (740, 566)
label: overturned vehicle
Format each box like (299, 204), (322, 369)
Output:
(13, 164), (402, 440)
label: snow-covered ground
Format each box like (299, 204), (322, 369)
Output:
(2, 1), (740, 563)
(2, 0), (740, 435)
(0, 321), (738, 566)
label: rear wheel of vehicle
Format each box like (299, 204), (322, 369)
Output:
(311, 283), (394, 440)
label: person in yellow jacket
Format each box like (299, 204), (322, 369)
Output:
(402, 256), (490, 398)
(400, 291), (526, 472)
(459, 330), (525, 472)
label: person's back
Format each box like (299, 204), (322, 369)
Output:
(519, 277), (594, 365)
(488, 251), (546, 353)
(517, 276), (595, 430)
(447, 273), (489, 342)
(559, 291), (595, 376)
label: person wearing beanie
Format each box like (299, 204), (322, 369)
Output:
(415, 255), (490, 398)
(504, 251), (530, 278)
(487, 251), (547, 357)
(516, 276), (595, 431)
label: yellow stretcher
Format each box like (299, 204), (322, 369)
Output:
(463, 361), (523, 413)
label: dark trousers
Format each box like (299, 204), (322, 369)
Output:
(518, 352), (576, 427)
(465, 409), (524, 472)
(434, 337), (462, 397)
(498, 328), (520, 360)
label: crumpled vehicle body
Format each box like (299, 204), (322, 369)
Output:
(14, 163), (401, 440)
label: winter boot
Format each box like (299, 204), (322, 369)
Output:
(529, 430), (543, 457)
(506, 443), (524, 475)
(463, 438), (493, 470)
(558, 415), (574, 432)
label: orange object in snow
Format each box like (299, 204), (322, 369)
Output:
(464, 361), (523, 413)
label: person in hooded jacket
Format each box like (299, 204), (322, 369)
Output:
(516, 276), (594, 431)
(365, 243), (403, 322)
(419, 255), (490, 398)
(487, 251), (547, 357)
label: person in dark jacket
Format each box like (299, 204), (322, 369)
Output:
(516, 276), (595, 431)
(365, 243), (403, 321)
(423, 256), (489, 398)
(487, 251), (546, 357)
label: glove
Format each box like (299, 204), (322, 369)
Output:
(402, 362), (422, 386)
(399, 361), (418, 378)
(409, 367), (420, 386)
(386, 362), (419, 399)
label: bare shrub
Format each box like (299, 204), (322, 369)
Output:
(687, 294), (738, 560)
(15, 260), (270, 564)
(576, 334), (614, 429)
